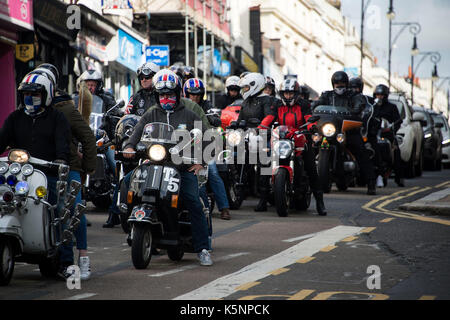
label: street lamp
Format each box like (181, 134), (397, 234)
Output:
(360, 0), (372, 79)
(388, 20), (421, 90)
(412, 51), (440, 107)
(387, 0), (395, 88)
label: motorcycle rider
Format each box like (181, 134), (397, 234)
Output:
(183, 78), (231, 220)
(29, 64), (97, 280)
(370, 84), (405, 187)
(264, 76), (277, 97)
(276, 79), (327, 215)
(78, 69), (123, 227)
(122, 69), (213, 266)
(312, 71), (377, 195)
(216, 75), (242, 109)
(125, 62), (160, 116)
(299, 85), (311, 103)
(0, 73), (72, 276)
(236, 72), (280, 211)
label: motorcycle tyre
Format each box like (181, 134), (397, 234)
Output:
(167, 246), (184, 261)
(0, 239), (14, 286)
(318, 149), (332, 193)
(273, 169), (290, 217)
(295, 191), (312, 211)
(224, 177), (244, 210)
(38, 252), (59, 278)
(131, 225), (152, 269)
(92, 195), (112, 210)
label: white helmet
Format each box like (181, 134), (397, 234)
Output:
(79, 69), (103, 94)
(239, 73), (265, 100)
(137, 62), (160, 78)
(225, 75), (240, 88)
(18, 73), (54, 107)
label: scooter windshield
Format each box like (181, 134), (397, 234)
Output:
(89, 95), (105, 132)
(313, 105), (351, 115)
(141, 122), (176, 144)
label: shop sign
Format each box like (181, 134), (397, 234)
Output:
(15, 43), (34, 62)
(117, 29), (144, 71)
(146, 45), (170, 66)
(0, 0), (34, 31)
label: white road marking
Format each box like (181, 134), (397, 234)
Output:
(173, 225), (364, 300)
(64, 293), (98, 300)
(283, 231), (324, 243)
(149, 252), (250, 277)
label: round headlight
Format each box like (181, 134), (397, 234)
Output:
(226, 131), (242, 147)
(35, 186), (47, 199)
(322, 123), (336, 137)
(8, 150), (30, 163)
(21, 164), (34, 176)
(148, 144), (167, 162)
(0, 162), (8, 174)
(273, 140), (293, 159)
(15, 181), (29, 195)
(9, 162), (21, 175)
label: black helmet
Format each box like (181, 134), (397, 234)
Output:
(183, 66), (195, 82)
(331, 71), (349, 87)
(115, 114), (141, 148)
(373, 84), (389, 98)
(299, 85), (310, 100)
(349, 77), (364, 92)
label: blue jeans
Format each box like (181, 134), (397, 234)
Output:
(199, 161), (229, 211)
(121, 169), (210, 253)
(55, 171), (88, 265)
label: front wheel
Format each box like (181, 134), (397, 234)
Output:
(318, 149), (332, 193)
(273, 169), (291, 217)
(0, 239), (15, 286)
(224, 177), (244, 210)
(131, 225), (152, 269)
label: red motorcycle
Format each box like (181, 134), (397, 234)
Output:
(220, 99), (242, 131)
(271, 116), (319, 217)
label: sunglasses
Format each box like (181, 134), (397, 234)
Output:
(139, 75), (153, 81)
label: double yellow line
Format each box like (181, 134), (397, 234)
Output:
(362, 181), (450, 226)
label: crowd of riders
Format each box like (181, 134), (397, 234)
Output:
(1, 59), (405, 278)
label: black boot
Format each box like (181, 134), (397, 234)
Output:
(103, 211), (121, 228)
(313, 191), (327, 216)
(367, 180), (376, 195)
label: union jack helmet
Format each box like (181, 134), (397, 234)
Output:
(183, 78), (205, 97)
(18, 73), (54, 106)
(152, 69), (180, 94)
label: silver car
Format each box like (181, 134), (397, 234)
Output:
(429, 112), (450, 168)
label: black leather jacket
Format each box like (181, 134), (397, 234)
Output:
(312, 89), (367, 116)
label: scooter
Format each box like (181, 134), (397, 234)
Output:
(0, 149), (85, 286)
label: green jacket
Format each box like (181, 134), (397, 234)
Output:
(53, 92), (97, 173)
(180, 97), (212, 130)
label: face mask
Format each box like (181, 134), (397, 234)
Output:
(334, 87), (346, 95)
(24, 95), (42, 114)
(159, 96), (177, 111)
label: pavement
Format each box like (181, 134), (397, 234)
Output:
(399, 187), (450, 216)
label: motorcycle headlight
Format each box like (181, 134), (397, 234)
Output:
(322, 123), (336, 137)
(8, 150), (30, 163)
(148, 144), (167, 162)
(0, 162), (8, 174)
(21, 164), (34, 176)
(442, 139), (450, 146)
(227, 131), (242, 147)
(273, 140), (293, 159)
(336, 133), (345, 144)
(424, 133), (432, 139)
(15, 181), (29, 196)
(35, 186), (47, 199)
(9, 163), (21, 175)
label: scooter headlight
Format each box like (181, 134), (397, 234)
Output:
(8, 150), (30, 163)
(35, 186), (47, 199)
(15, 181), (29, 196)
(21, 164), (34, 176)
(0, 162), (8, 174)
(273, 140), (293, 159)
(148, 144), (167, 162)
(322, 123), (336, 137)
(226, 131), (242, 147)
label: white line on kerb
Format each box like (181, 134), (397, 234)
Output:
(173, 225), (364, 300)
(149, 252), (250, 277)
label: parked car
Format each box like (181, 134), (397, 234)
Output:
(428, 112), (450, 169)
(412, 106), (443, 171)
(388, 93), (424, 178)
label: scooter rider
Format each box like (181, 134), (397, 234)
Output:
(122, 69), (213, 266)
(236, 72), (280, 212)
(183, 78), (231, 220)
(277, 79), (327, 215)
(371, 84), (405, 187)
(216, 75), (243, 109)
(125, 62), (160, 116)
(312, 71), (377, 195)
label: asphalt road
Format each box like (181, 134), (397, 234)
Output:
(1, 169), (450, 302)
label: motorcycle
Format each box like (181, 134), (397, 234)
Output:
(271, 116), (320, 217)
(220, 99), (243, 131)
(121, 122), (211, 269)
(0, 149), (85, 285)
(82, 98), (124, 209)
(312, 105), (365, 193)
